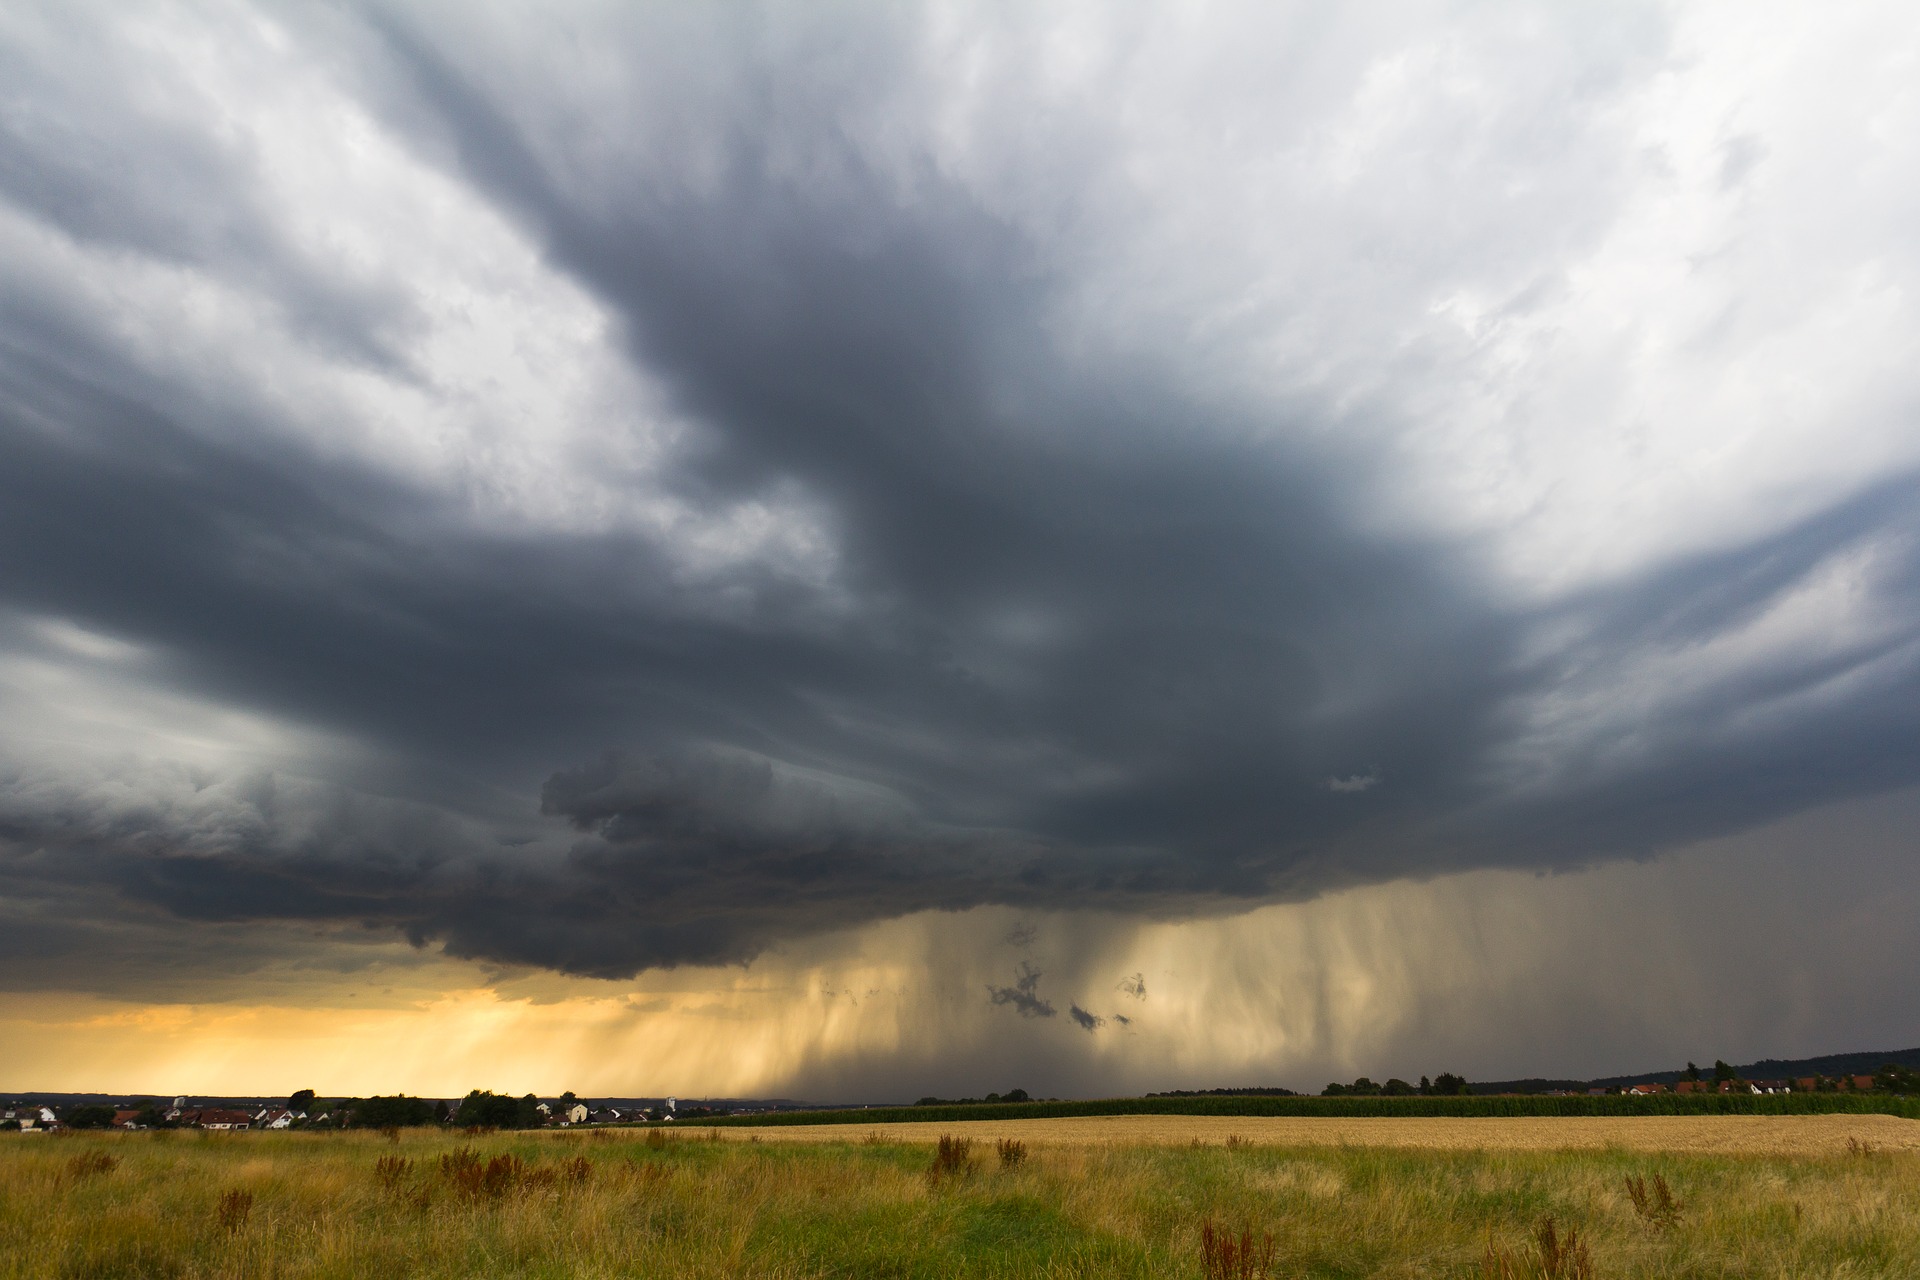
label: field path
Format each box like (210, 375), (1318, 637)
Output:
(730, 1113), (1920, 1155)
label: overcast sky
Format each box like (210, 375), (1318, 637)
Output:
(3, 0), (1919, 1099)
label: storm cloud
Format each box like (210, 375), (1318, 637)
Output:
(2, 0), (1919, 1002)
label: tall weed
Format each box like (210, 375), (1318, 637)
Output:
(216, 1189), (253, 1233)
(1481, 1217), (1593, 1280)
(1199, 1221), (1274, 1279)
(928, 1134), (974, 1184)
(1624, 1173), (1680, 1232)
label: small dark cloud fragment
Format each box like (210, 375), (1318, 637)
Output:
(987, 962), (1055, 1019)
(1068, 1003), (1105, 1032)
(1118, 972), (1147, 1000)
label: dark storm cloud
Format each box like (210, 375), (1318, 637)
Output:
(1, 3), (1918, 987)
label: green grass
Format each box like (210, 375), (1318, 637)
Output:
(1, 1126), (1915, 1278)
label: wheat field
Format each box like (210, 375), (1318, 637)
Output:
(743, 1111), (1920, 1155)
(2, 1121), (1916, 1278)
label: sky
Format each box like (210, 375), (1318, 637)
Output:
(2, 0), (1919, 1102)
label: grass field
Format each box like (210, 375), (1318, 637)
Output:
(3, 1118), (1917, 1278)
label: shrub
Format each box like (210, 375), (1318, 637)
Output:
(997, 1138), (1027, 1168)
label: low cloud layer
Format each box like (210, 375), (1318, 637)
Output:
(2, 0), (1919, 1075)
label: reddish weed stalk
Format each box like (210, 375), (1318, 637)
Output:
(1624, 1173), (1681, 1232)
(1481, 1216), (1593, 1280)
(927, 1134), (974, 1185)
(216, 1189), (253, 1233)
(1199, 1221), (1274, 1280)
(64, 1151), (118, 1181)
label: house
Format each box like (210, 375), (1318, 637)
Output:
(1673, 1080), (1708, 1094)
(259, 1110), (300, 1130)
(1852, 1075), (1877, 1091)
(1626, 1083), (1666, 1095)
(1795, 1077), (1819, 1091)
(112, 1109), (146, 1129)
(565, 1104), (588, 1125)
(197, 1109), (254, 1130)
(2, 1106), (56, 1130)
(588, 1108), (622, 1124)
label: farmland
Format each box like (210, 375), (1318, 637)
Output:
(4, 1117), (1918, 1278)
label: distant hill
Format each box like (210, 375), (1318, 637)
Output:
(1471, 1047), (1920, 1094)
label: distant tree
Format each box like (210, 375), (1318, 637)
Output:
(1430, 1072), (1470, 1096)
(1003, 1088), (1030, 1103)
(288, 1089), (316, 1112)
(454, 1090), (527, 1128)
(1713, 1060), (1736, 1083)
(1418, 1076), (1432, 1093)
(1382, 1079), (1416, 1096)
(1876, 1064), (1919, 1094)
(351, 1095), (435, 1128)
(433, 1100), (450, 1124)
(1324, 1077), (1380, 1096)
(64, 1105), (115, 1129)
(1683, 1062), (1702, 1082)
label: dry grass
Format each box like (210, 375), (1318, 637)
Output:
(0, 1122), (1916, 1277)
(735, 1111), (1920, 1153)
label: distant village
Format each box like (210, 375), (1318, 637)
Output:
(0, 1090), (776, 1133)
